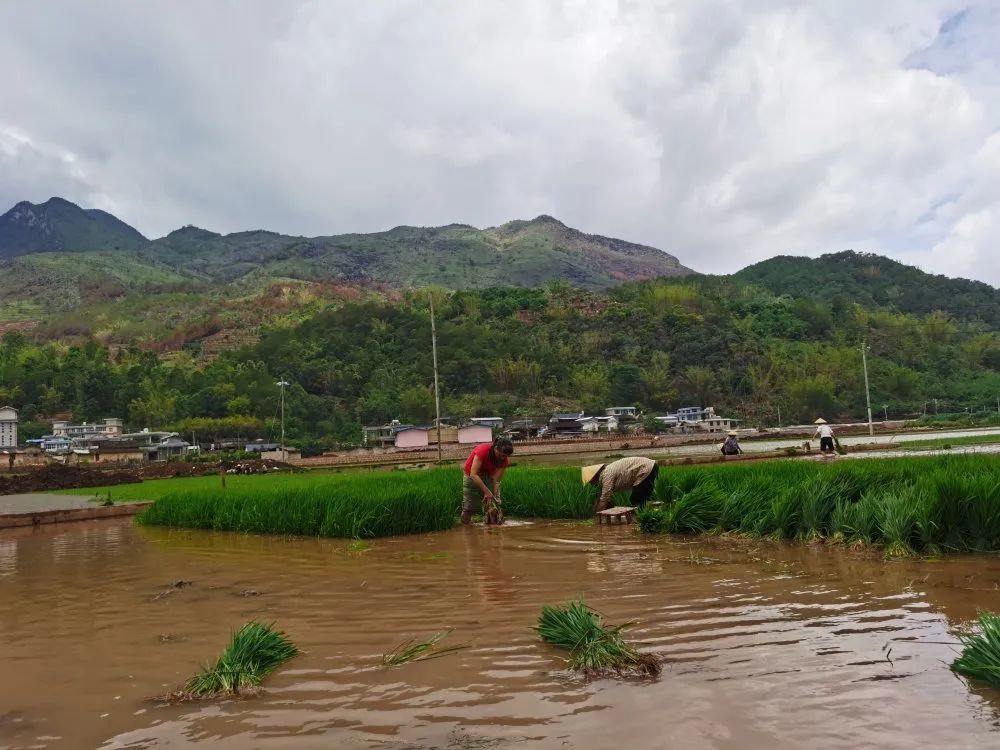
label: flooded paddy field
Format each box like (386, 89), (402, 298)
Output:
(2, 519), (1000, 749)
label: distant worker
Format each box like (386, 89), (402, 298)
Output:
(721, 430), (742, 456)
(814, 418), (835, 454)
(461, 437), (514, 525)
(582, 457), (659, 513)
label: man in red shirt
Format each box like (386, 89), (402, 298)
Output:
(461, 437), (514, 525)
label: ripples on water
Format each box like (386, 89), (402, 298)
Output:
(1, 519), (1000, 749)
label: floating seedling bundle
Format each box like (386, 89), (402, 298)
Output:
(177, 621), (299, 700)
(535, 598), (660, 678)
(381, 629), (467, 667)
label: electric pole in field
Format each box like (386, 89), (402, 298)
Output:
(276, 378), (289, 459)
(861, 341), (873, 436)
(429, 293), (443, 463)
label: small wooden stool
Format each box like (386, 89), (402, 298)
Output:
(595, 506), (637, 525)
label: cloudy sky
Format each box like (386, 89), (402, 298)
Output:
(1, 1), (998, 283)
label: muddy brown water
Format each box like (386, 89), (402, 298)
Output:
(2, 520), (1000, 750)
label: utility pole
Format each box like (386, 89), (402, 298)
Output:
(883, 405), (888, 422)
(276, 378), (289, 459)
(776, 404), (781, 429)
(861, 341), (873, 436)
(429, 293), (442, 463)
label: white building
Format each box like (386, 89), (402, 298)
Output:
(580, 416), (620, 433)
(0, 406), (17, 448)
(605, 406), (637, 419)
(655, 406), (737, 434)
(51, 418), (123, 440)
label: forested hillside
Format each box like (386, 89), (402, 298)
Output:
(1, 273), (996, 451)
(735, 251), (999, 327)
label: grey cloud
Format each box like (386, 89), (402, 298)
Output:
(0, 0), (998, 284)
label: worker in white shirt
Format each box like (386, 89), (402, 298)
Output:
(814, 418), (835, 454)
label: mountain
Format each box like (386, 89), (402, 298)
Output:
(734, 251), (999, 327)
(0, 197), (690, 289)
(142, 214), (691, 289)
(0, 197), (148, 258)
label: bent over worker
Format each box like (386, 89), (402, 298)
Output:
(461, 437), (513, 525)
(583, 456), (659, 513)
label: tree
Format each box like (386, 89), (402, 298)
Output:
(609, 364), (641, 406)
(786, 374), (839, 422)
(640, 351), (676, 410)
(680, 366), (717, 407)
(398, 385), (435, 423)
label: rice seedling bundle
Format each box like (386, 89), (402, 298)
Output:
(535, 598), (660, 677)
(184, 621), (299, 698)
(381, 629), (466, 667)
(636, 506), (667, 534)
(878, 487), (920, 557)
(665, 482), (725, 534)
(952, 611), (1000, 688)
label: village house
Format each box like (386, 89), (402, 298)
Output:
(655, 406), (738, 434)
(393, 426), (429, 449)
(504, 419), (543, 440)
(468, 416), (504, 430)
(363, 420), (403, 447)
(142, 436), (193, 462)
(457, 424), (492, 444)
(579, 415), (620, 433)
(51, 418), (123, 441)
(543, 412), (586, 437)
(0, 406), (17, 448)
(605, 406), (638, 420)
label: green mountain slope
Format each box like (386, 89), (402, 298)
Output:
(734, 251), (999, 326)
(0, 252), (193, 316)
(0, 197), (690, 289)
(143, 215), (690, 289)
(0, 197), (148, 257)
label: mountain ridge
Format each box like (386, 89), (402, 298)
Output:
(0, 198), (691, 289)
(0, 197), (148, 256)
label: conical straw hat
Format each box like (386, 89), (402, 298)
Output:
(814, 418), (827, 424)
(581, 464), (605, 485)
(727, 430), (738, 436)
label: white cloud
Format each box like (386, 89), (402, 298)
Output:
(0, 0), (997, 284)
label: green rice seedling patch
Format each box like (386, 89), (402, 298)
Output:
(952, 611), (1000, 688)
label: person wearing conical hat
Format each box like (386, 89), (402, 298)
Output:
(813, 418), (835, 454)
(582, 456), (658, 513)
(721, 430), (742, 456)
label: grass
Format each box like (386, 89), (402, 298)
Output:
(129, 454), (1000, 552)
(640, 454), (1000, 555)
(535, 598), (660, 677)
(381, 629), (466, 667)
(952, 612), (1000, 688)
(183, 621), (298, 698)
(898, 433), (1000, 451)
